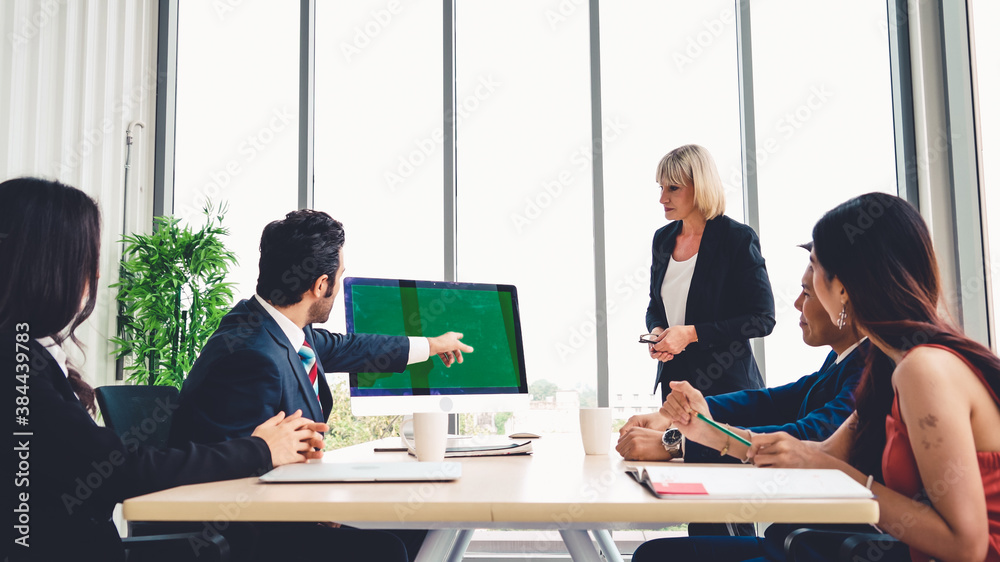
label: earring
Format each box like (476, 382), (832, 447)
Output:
(837, 303), (847, 330)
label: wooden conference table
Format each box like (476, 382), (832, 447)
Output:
(123, 433), (879, 561)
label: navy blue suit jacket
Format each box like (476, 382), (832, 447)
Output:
(646, 215), (775, 398)
(684, 340), (869, 463)
(170, 297), (410, 446)
(5, 336), (271, 562)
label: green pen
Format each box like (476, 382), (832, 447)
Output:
(695, 411), (752, 447)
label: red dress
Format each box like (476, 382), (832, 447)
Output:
(882, 344), (1000, 561)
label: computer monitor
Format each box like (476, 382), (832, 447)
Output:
(344, 277), (530, 416)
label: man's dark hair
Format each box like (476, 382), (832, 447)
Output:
(256, 209), (345, 307)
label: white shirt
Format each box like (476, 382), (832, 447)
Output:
(36, 336), (69, 378)
(834, 337), (868, 365)
(37, 336), (79, 402)
(253, 294), (430, 364)
(660, 253), (698, 327)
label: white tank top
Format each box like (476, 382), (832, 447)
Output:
(660, 253), (698, 327)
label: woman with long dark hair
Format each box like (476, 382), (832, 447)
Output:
(738, 192), (1000, 561)
(2, 178), (330, 561)
(633, 192), (1000, 562)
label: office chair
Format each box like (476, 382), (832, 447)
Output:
(95, 385), (231, 562)
(95, 384), (180, 447)
(784, 527), (907, 562)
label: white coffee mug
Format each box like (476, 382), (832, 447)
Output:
(400, 412), (449, 462)
(579, 407), (612, 455)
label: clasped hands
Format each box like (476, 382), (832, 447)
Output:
(647, 326), (698, 362)
(251, 410), (329, 467)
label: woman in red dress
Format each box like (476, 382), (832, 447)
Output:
(713, 192), (1000, 561)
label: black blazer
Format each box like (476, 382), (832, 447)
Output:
(646, 215), (775, 398)
(170, 296), (410, 446)
(5, 336), (272, 562)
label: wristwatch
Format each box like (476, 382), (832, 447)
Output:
(661, 428), (683, 458)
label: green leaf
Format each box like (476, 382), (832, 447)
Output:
(111, 199), (236, 390)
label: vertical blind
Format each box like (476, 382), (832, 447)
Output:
(0, 0), (158, 387)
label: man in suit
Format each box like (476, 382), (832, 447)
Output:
(170, 209), (473, 447)
(618, 243), (867, 536)
(169, 209), (472, 560)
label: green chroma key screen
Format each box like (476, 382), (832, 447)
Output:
(344, 277), (528, 397)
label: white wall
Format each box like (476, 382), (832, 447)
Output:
(0, 0), (159, 388)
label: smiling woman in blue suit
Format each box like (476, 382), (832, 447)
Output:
(644, 145), (776, 401)
(0, 177), (329, 562)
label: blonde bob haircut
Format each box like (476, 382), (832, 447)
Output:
(656, 144), (726, 220)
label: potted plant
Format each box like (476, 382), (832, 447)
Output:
(111, 203), (237, 388)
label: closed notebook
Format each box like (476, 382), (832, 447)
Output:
(438, 439), (532, 458)
(388, 436), (533, 458)
(625, 465), (874, 500)
(260, 461), (461, 483)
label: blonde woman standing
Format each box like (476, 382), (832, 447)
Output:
(645, 145), (775, 401)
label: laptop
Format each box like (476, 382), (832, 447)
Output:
(259, 461), (462, 483)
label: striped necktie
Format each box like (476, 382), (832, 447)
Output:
(297, 341), (321, 402)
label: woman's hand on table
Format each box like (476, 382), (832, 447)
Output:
(746, 431), (831, 469)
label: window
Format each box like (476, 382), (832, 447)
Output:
(972, 0), (1000, 345)
(314, 0), (444, 335)
(751, 1), (897, 386)
(166, 2), (916, 425)
(455, 1), (595, 428)
(173, 2), (300, 298)
(601, 0), (744, 413)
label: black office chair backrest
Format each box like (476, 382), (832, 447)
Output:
(95, 385), (180, 449)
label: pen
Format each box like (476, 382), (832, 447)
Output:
(695, 412), (752, 447)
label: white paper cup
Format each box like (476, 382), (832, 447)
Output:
(579, 407), (612, 455)
(401, 412), (449, 462)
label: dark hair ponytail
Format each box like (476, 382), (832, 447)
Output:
(813, 193), (1000, 482)
(68, 369), (97, 415)
(0, 177), (101, 414)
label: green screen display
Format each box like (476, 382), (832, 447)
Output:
(346, 278), (527, 397)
